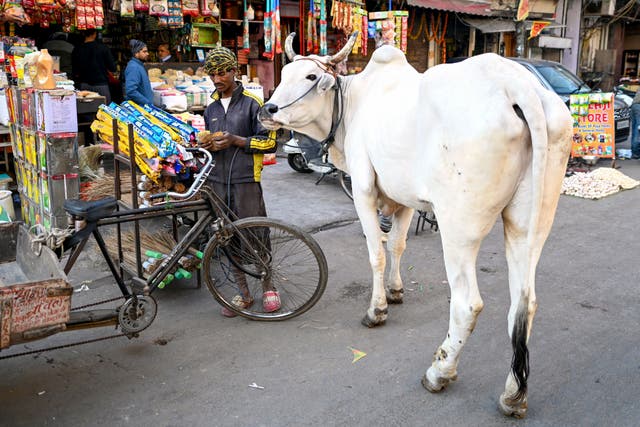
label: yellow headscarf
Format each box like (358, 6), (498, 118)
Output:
(203, 47), (238, 75)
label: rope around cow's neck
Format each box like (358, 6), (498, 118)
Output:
(320, 76), (343, 151)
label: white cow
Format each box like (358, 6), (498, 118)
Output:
(259, 33), (573, 418)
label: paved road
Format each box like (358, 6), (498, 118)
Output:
(1, 155), (639, 426)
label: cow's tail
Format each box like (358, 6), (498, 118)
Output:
(510, 298), (530, 400)
(508, 80), (549, 401)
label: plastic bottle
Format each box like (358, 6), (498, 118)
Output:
(175, 268), (192, 280)
(34, 49), (56, 90)
(157, 273), (175, 289)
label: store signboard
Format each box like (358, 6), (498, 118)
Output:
(570, 93), (615, 158)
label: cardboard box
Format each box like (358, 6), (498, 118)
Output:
(35, 90), (77, 134)
(20, 88), (36, 130)
(21, 128), (37, 167)
(37, 132), (79, 175)
(9, 124), (23, 160)
(40, 172), (79, 222)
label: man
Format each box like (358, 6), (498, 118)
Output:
(157, 43), (176, 63)
(71, 29), (116, 104)
(199, 46), (278, 317)
(43, 32), (74, 77)
(124, 39), (153, 106)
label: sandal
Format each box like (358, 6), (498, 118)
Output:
(263, 290), (281, 313)
(221, 295), (254, 318)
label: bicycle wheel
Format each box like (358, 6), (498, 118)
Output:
(202, 217), (328, 321)
(338, 171), (353, 200)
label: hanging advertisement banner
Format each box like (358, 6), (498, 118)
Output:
(570, 93), (615, 158)
(528, 21), (550, 39)
(516, 0), (529, 21)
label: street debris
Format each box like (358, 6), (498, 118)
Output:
(248, 383), (265, 390)
(349, 347), (367, 363)
(74, 282), (91, 292)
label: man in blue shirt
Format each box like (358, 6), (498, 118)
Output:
(124, 40), (153, 106)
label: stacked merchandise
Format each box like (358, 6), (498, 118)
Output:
(1, 38), (75, 88)
(90, 101), (200, 203)
(0, 0), (103, 31)
(330, 0), (369, 55)
(1, 37), (37, 87)
(5, 87), (79, 231)
(367, 10), (409, 53)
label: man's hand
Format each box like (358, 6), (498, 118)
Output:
(198, 131), (245, 151)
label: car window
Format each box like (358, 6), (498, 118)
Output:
(536, 65), (589, 95)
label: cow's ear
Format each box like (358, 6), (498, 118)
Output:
(317, 74), (336, 93)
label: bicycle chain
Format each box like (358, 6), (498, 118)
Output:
(0, 333), (127, 360)
(71, 295), (126, 311)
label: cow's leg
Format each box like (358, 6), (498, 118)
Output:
(497, 203), (543, 419)
(351, 184), (389, 327)
(385, 206), (414, 304)
(422, 232), (484, 392)
(358, 201), (388, 327)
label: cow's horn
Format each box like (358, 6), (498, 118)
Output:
(328, 31), (359, 65)
(285, 32), (297, 61)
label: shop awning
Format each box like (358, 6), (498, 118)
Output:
(464, 18), (566, 33)
(406, 0), (493, 16)
(465, 18), (515, 33)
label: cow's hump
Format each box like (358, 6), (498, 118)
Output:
(369, 45), (408, 67)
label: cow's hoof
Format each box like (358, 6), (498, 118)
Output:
(361, 307), (387, 328)
(421, 369), (453, 393)
(498, 392), (527, 419)
(386, 288), (404, 304)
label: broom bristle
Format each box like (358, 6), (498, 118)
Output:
(104, 230), (178, 274)
(82, 172), (133, 200)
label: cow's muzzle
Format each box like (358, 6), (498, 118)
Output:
(258, 103), (282, 129)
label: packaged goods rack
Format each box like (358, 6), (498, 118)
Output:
(108, 118), (202, 289)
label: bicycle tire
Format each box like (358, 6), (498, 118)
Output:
(202, 217), (328, 321)
(338, 171), (353, 200)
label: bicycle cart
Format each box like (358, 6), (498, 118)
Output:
(0, 147), (328, 357)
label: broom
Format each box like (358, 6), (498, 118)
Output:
(78, 145), (103, 181)
(82, 172), (132, 201)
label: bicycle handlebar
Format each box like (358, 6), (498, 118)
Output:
(149, 147), (214, 202)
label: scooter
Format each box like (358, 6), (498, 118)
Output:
(283, 133), (353, 200)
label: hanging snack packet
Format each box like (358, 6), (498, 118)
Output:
(182, 0), (199, 16)
(149, 0), (169, 16)
(121, 0), (134, 17)
(134, 0), (149, 11)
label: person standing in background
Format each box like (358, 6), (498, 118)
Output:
(43, 32), (74, 77)
(72, 29), (116, 104)
(124, 39), (153, 106)
(157, 43), (176, 63)
(631, 91), (640, 159)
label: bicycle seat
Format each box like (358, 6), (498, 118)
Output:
(64, 197), (117, 222)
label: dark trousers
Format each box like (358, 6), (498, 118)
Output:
(211, 181), (267, 219)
